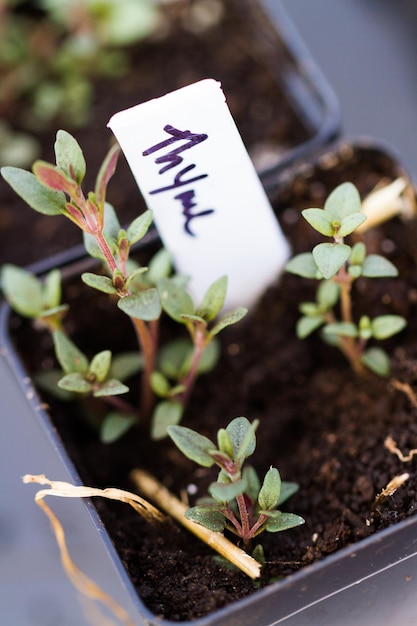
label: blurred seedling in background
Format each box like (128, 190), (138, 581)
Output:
(0, 0), (160, 136)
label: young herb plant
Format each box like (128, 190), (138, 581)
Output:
(285, 182), (406, 376)
(168, 417), (305, 553)
(1, 130), (247, 442)
(0, 0), (159, 131)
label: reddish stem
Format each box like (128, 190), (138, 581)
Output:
(95, 231), (118, 276)
(180, 328), (206, 406)
(131, 317), (156, 417)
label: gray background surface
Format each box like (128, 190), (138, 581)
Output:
(280, 0), (417, 176)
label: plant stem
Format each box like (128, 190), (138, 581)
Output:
(130, 469), (261, 579)
(180, 328), (206, 406)
(335, 266), (367, 375)
(236, 493), (251, 548)
(131, 317), (155, 417)
(104, 394), (137, 417)
(95, 231), (118, 275)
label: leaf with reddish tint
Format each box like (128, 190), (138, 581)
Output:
(33, 161), (79, 197)
(95, 143), (120, 209)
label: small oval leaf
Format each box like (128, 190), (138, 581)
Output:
(118, 288), (161, 321)
(167, 424), (215, 466)
(313, 243), (351, 279)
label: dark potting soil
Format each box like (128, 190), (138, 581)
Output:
(8, 144), (417, 621)
(0, 0), (311, 268)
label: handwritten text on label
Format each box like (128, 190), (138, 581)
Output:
(143, 124), (214, 236)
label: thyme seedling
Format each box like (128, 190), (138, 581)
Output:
(1, 131), (247, 441)
(285, 182), (406, 376)
(168, 417), (304, 552)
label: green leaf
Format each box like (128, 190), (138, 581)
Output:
(35, 369), (75, 401)
(100, 412), (137, 444)
(151, 401), (184, 440)
(53, 331), (89, 374)
(258, 467), (281, 511)
(185, 506), (226, 532)
(349, 242), (366, 265)
(226, 417), (257, 462)
(243, 466), (261, 504)
(312, 243), (351, 279)
(285, 252), (319, 279)
(158, 339), (191, 379)
(125, 267), (149, 290)
(317, 280), (340, 310)
(210, 306), (247, 337)
(264, 512), (305, 533)
(209, 477), (247, 503)
(39, 305), (69, 320)
(180, 313), (206, 325)
(150, 371), (171, 397)
(1, 166), (66, 215)
(196, 339), (221, 374)
(338, 212), (366, 237)
(217, 428), (233, 458)
(126, 210), (153, 245)
(1, 264), (42, 317)
(371, 315), (407, 340)
(167, 424), (215, 466)
(54, 130), (86, 184)
(94, 379), (129, 397)
(301, 208), (334, 236)
(146, 248), (172, 285)
(360, 347), (390, 377)
(58, 372), (91, 394)
(158, 278), (194, 323)
(358, 315), (372, 341)
(118, 288), (161, 321)
(324, 182), (361, 220)
(361, 255), (398, 278)
(299, 302), (320, 317)
(89, 350), (111, 382)
(81, 272), (117, 294)
(348, 265), (362, 279)
(278, 481), (299, 506)
(42, 269), (62, 310)
(109, 352), (143, 380)
(196, 276), (227, 322)
(323, 322), (358, 337)
(296, 315), (324, 339)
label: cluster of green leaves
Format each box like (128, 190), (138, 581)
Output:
(151, 276), (247, 439)
(0, 0), (159, 131)
(168, 417), (304, 552)
(1, 265), (67, 332)
(285, 182), (406, 376)
(1, 130), (247, 442)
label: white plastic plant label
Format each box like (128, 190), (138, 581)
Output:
(108, 79), (290, 309)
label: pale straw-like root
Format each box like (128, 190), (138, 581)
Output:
(23, 469), (261, 626)
(23, 473), (166, 626)
(384, 435), (417, 463)
(357, 177), (416, 233)
(130, 468), (262, 579)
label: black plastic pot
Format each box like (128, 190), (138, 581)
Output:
(1, 139), (417, 626)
